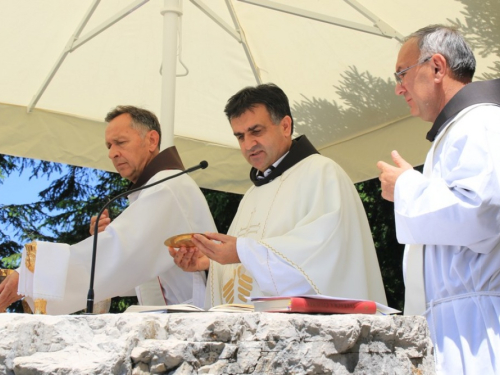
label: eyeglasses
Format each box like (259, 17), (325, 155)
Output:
(394, 56), (431, 85)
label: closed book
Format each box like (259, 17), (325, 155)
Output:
(253, 297), (377, 314)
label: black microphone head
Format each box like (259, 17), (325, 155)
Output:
(200, 160), (208, 169)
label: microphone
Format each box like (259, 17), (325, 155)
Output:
(86, 160), (208, 313)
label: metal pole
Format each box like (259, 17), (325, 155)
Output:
(160, 0), (182, 149)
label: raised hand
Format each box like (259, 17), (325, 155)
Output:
(89, 209), (111, 235)
(376, 150), (413, 202)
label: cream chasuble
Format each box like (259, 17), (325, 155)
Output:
(207, 153), (387, 308)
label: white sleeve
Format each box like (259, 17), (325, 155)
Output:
(31, 172), (215, 315)
(236, 237), (315, 296)
(394, 107), (500, 253)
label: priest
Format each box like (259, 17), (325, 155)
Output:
(377, 25), (500, 374)
(0, 106), (216, 314)
(170, 84), (387, 308)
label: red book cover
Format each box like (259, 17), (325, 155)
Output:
(289, 297), (377, 314)
(253, 297), (377, 314)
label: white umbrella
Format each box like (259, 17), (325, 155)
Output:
(1, 0), (498, 194)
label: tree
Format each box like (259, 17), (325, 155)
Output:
(0, 157), (130, 312)
(355, 178), (405, 311)
(1, 155), (63, 267)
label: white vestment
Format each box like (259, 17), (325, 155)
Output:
(207, 154), (387, 308)
(394, 104), (500, 374)
(22, 169), (216, 314)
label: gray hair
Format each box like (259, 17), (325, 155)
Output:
(405, 25), (476, 83)
(105, 105), (162, 149)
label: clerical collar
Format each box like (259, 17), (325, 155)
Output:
(256, 152), (288, 179)
(427, 78), (500, 142)
(250, 135), (319, 186)
(129, 146), (185, 191)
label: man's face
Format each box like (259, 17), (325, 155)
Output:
(395, 39), (438, 122)
(105, 113), (157, 183)
(230, 104), (292, 172)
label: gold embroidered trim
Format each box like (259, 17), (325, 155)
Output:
(210, 259), (215, 307)
(238, 286), (250, 297)
(260, 240), (321, 294)
(238, 278), (252, 290)
(218, 265), (254, 305)
(222, 280), (234, 301)
(266, 246), (279, 295)
(237, 266), (253, 300)
(222, 280), (233, 293)
(260, 177), (284, 237)
(222, 268), (236, 303)
(240, 273), (253, 284)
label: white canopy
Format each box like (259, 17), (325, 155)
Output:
(1, 0), (498, 194)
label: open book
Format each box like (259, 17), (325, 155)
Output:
(250, 295), (400, 315)
(124, 303), (254, 314)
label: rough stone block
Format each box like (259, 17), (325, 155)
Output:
(0, 312), (434, 374)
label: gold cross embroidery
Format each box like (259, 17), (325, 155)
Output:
(222, 265), (253, 304)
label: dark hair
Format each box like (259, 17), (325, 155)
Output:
(405, 25), (476, 83)
(105, 105), (162, 149)
(224, 83), (294, 134)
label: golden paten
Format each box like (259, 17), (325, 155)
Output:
(164, 233), (206, 248)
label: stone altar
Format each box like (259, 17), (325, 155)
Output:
(0, 312), (434, 374)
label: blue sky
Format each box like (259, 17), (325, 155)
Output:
(0, 168), (57, 206)
(0, 168), (62, 245)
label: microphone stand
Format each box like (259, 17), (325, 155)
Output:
(85, 160), (208, 313)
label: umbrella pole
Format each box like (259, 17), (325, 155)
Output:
(160, 0), (182, 149)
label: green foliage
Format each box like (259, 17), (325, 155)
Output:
(202, 188), (242, 234)
(0, 155), (132, 312)
(109, 296), (139, 313)
(6, 301), (24, 313)
(0, 253), (21, 269)
(0, 155), (16, 180)
(0, 239), (21, 267)
(355, 179), (404, 311)
(38, 166), (129, 245)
